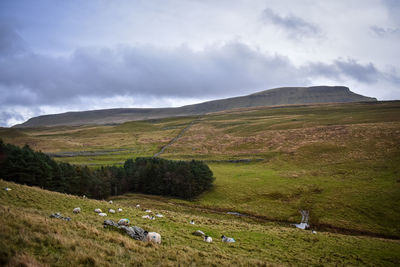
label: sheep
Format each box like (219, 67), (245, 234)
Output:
(142, 215), (151, 219)
(117, 208), (123, 212)
(204, 235), (213, 243)
(150, 216), (155, 220)
(108, 200), (113, 204)
(312, 230), (317, 234)
(82, 195), (87, 198)
(109, 209), (116, 214)
(145, 209), (152, 213)
(155, 214), (163, 218)
(4, 187), (11, 191)
(98, 213), (107, 217)
(221, 235), (235, 243)
(73, 207), (81, 214)
(94, 208), (102, 213)
(136, 204), (140, 208)
(118, 218), (130, 226)
(190, 220), (195, 225)
(145, 232), (161, 244)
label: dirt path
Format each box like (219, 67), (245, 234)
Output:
(153, 118), (201, 157)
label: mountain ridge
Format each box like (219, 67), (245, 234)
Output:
(14, 86), (377, 127)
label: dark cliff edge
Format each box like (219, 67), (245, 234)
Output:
(14, 86), (377, 127)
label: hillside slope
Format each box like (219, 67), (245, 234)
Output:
(15, 86), (376, 127)
(1, 180), (399, 266)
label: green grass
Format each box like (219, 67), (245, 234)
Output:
(1, 180), (399, 266)
(1, 101), (400, 265)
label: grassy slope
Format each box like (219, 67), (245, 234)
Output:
(1, 180), (400, 266)
(1, 101), (400, 265)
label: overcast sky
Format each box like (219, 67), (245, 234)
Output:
(0, 0), (399, 126)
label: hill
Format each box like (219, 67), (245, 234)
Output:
(14, 86), (376, 127)
(1, 180), (399, 266)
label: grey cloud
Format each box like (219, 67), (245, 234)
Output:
(370, 26), (400, 37)
(0, 42), (309, 107)
(261, 8), (320, 38)
(0, 110), (24, 126)
(305, 59), (380, 83)
(0, 22), (26, 56)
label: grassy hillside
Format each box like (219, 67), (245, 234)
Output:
(1, 101), (400, 265)
(1, 180), (399, 266)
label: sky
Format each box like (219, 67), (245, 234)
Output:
(0, 0), (399, 127)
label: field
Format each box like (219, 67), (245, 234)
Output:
(1, 101), (400, 265)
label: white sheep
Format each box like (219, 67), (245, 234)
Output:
(98, 212), (107, 217)
(204, 235), (213, 243)
(108, 200), (113, 204)
(4, 187), (11, 191)
(136, 204), (140, 208)
(221, 235), (235, 243)
(146, 232), (161, 244)
(142, 215), (151, 219)
(117, 208), (122, 212)
(145, 209), (152, 213)
(109, 209), (115, 214)
(94, 208), (102, 213)
(155, 214), (163, 218)
(73, 207), (81, 214)
(190, 220), (195, 225)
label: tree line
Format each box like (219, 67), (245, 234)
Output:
(0, 140), (214, 199)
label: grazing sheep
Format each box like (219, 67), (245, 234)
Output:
(312, 230), (317, 234)
(109, 209), (116, 214)
(118, 218), (130, 226)
(82, 195), (87, 198)
(109, 200), (113, 204)
(204, 235), (213, 243)
(155, 214), (163, 218)
(145, 209), (152, 213)
(99, 213), (107, 217)
(142, 215), (151, 219)
(193, 230), (205, 236)
(94, 208), (102, 213)
(73, 207), (81, 214)
(118, 208), (123, 212)
(150, 216), (155, 220)
(4, 187), (11, 191)
(136, 204), (140, 208)
(221, 235), (235, 243)
(190, 220), (195, 225)
(145, 232), (161, 244)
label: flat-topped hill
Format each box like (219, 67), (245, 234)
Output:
(14, 86), (376, 127)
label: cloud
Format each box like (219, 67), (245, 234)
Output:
(0, 22), (26, 56)
(370, 26), (400, 38)
(0, 42), (310, 107)
(305, 59), (381, 83)
(261, 8), (320, 38)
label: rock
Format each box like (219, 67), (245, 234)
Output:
(193, 230), (205, 236)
